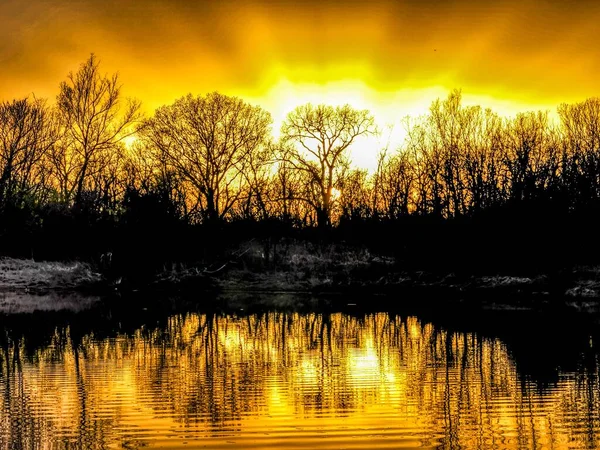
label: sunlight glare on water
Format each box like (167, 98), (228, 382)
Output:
(0, 312), (599, 449)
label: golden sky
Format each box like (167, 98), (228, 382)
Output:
(1, 0), (599, 168)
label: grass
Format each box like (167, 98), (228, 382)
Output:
(193, 241), (600, 310)
(0, 257), (102, 293)
(2, 240), (600, 314)
(213, 240), (394, 292)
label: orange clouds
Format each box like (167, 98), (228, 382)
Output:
(1, 0), (599, 158)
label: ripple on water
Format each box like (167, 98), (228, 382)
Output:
(0, 312), (599, 449)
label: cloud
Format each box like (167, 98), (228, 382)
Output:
(1, 0), (599, 113)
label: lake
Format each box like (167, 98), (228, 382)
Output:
(0, 295), (599, 449)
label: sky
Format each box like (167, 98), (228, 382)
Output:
(1, 0), (599, 169)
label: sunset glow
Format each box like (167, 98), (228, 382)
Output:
(1, 0), (598, 169)
(3, 2), (600, 448)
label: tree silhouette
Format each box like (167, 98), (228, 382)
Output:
(281, 104), (376, 228)
(3, 54), (600, 269)
(139, 92), (272, 223)
(0, 97), (57, 211)
(373, 149), (414, 219)
(52, 54), (140, 207)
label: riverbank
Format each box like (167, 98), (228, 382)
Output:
(0, 257), (102, 292)
(141, 240), (600, 313)
(213, 268), (600, 312)
(2, 251), (600, 314)
(0, 258), (103, 294)
(202, 242), (600, 309)
(0, 258), (103, 313)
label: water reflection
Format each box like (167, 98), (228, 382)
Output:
(0, 312), (599, 449)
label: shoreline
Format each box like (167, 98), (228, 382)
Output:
(2, 256), (600, 314)
(0, 257), (103, 293)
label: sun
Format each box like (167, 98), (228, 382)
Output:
(122, 135), (138, 148)
(330, 187), (341, 201)
(241, 80), (453, 172)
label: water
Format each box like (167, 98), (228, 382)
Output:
(0, 304), (599, 449)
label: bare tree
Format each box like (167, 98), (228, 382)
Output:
(139, 92), (272, 222)
(52, 54), (141, 206)
(558, 98), (600, 205)
(502, 111), (557, 202)
(123, 140), (190, 221)
(0, 97), (57, 210)
(559, 98), (600, 153)
(398, 90), (507, 217)
(233, 142), (274, 221)
(281, 104), (376, 228)
(373, 149), (415, 218)
(339, 168), (371, 220)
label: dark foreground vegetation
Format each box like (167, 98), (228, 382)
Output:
(2, 54), (600, 295)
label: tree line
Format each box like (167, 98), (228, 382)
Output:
(2, 55), (600, 271)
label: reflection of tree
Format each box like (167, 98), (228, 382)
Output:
(0, 329), (114, 449)
(0, 313), (598, 448)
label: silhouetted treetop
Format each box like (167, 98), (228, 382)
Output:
(0, 97), (57, 210)
(281, 104), (376, 227)
(54, 54), (141, 206)
(5, 55), (600, 270)
(139, 92), (272, 222)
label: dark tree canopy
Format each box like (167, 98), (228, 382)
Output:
(140, 92), (272, 222)
(0, 98), (57, 210)
(53, 54), (140, 206)
(3, 56), (600, 271)
(281, 104), (376, 227)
